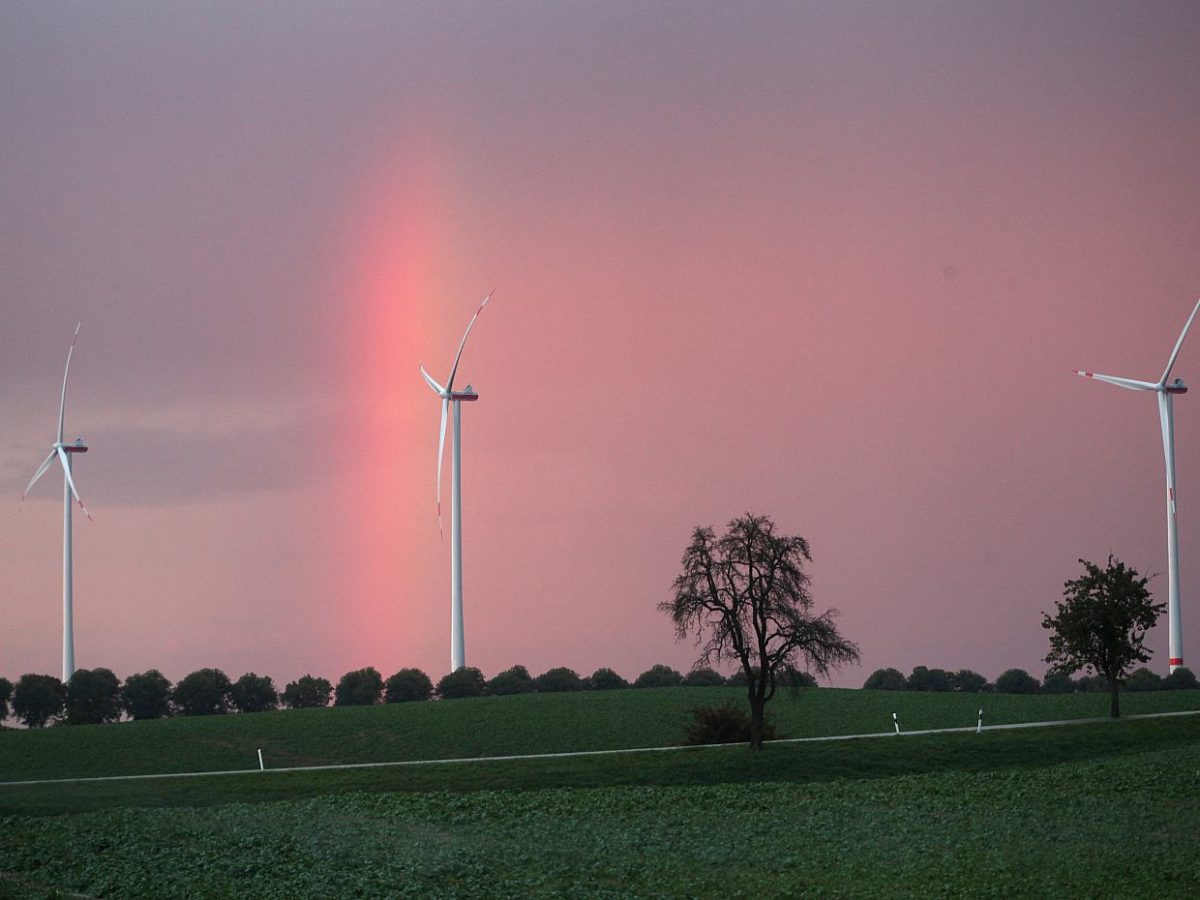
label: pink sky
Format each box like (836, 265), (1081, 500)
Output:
(3, 2), (1200, 690)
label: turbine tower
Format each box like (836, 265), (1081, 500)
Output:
(1077, 298), (1200, 673)
(420, 291), (492, 672)
(23, 323), (92, 683)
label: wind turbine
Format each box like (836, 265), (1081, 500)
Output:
(420, 291), (492, 672)
(1076, 298), (1200, 673)
(22, 323), (92, 683)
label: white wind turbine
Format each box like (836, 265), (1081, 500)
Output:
(1076, 298), (1200, 673)
(22, 323), (92, 683)
(420, 291), (492, 672)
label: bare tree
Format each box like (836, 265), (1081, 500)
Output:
(661, 513), (859, 749)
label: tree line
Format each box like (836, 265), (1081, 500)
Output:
(0, 662), (768, 729)
(862, 664), (1198, 694)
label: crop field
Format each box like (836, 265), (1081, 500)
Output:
(2, 689), (1199, 897)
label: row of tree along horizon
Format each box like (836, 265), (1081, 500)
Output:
(2, 661), (1195, 730)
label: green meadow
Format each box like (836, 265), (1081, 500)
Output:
(2, 688), (1199, 897)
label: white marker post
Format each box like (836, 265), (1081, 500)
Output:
(257, 749), (264, 771)
(977, 709), (983, 734)
(892, 712), (900, 734)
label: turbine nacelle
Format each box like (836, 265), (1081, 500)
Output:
(1165, 378), (1188, 395)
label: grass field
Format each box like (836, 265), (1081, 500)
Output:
(2, 689), (1199, 897)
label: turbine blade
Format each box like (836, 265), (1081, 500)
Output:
(445, 290), (493, 391)
(57, 323), (81, 444)
(56, 447), (92, 521)
(1161, 299), (1200, 384)
(436, 397), (449, 538)
(22, 450), (58, 499)
(420, 363), (447, 395)
(1074, 371), (1157, 391)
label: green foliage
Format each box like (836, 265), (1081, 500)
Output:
(950, 669), (988, 693)
(173, 669), (233, 716)
(334, 668), (383, 707)
(1124, 667), (1163, 692)
(1040, 672), (1077, 695)
(12, 674), (65, 728)
(1043, 555), (1165, 717)
(231, 673), (279, 713)
(863, 668), (906, 690)
(534, 667), (585, 693)
(121, 670), (172, 720)
(385, 668), (433, 703)
(436, 667), (485, 699)
(683, 667), (726, 687)
(1163, 667), (1198, 690)
(682, 703), (776, 744)
(634, 664), (683, 688)
(485, 666), (533, 696)
(64, 668), (122, 725)
(281, 675), (332, 709)
(0, 676), (12, 722)
(1077, 675), (1108, 693)
(995, 669), (1040, 694)
(906, 666), (952, 692)
(587, 668), (628, 690)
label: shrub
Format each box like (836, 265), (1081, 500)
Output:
(173, 668), (233, 716)
(682, 704), (776, 745)
(12, 673), (65, 728)
(1041, 672), (1077, 694)
(282, 674), (333, 708)
(683, 667), (725, 687)
(950, 669), (989, 693)
(588, 667), (629, 690)
(535, 667), (586, 692)
(335, 667), (384, 706)
(484, 666), (533, 696)
(231, 673), (279, 713)
(862, 668), (906, 690)
(437, 667), (486, 699)
(1163, 666), (1198, 690)
(65, 667), (122, 724)
(994, 668), (1040, 694)
(386, 668), (434, 703)
(1124, 667), (1163, 692)
(633, 664), (683, 688)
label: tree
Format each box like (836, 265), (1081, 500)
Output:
(282, 674), (332, 708)
(121, 670), (173, 720)
(1043, 555), (1165, 718)
(534, 667), (585, 693)
(862, 668), (906, 691)
(65, 667), (122, 724)
(994, 668), (1040, 694)
(335, 667), (384, 706)
(633, 664), (683, 689)
(12, 673), (66, 728)
(683, 667), (726, 687)
(949, 669), (988, 693)
(173, 668), (233, 716)
(1163, 667), (1198, 690)
(1040, 672), (1077, 695)
(436, 666), (485, 699)
(386, 668), (434, 702)
(231, 673), (279, 713)
(906, 666), (951, 692)
(1124, 667), (1163, 692)
(588, 668), (629, 691)
(661, 514), (860, 750)
(0, 677), (13, 723)
(486, 665), (534, 696)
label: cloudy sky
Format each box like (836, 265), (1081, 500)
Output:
(2, 1), (1199, 690)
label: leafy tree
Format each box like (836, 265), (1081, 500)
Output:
(231, 673), (279, 713)
(1163, 666), (1198, 690)
(862, 668), (906, 691)
(949, 669), (988, 693)
(12, 673), (66, 728)
(121, 670), (173, 720)
(1076, 674), (1108, 693)
(1040, 672), (1077, 695)
(485, 665), (534, 696)
(1043, 555), (1165, 718)
(661, 514), (859, 749)
(994, 668), (1040, 694)
(588, 668), (629, 691)
(906, 666), (951, 692)
(534, 667), (585, 693)
(633, 664), (684, 689)
(65, 667), (122, 724)
(335, 667), (384, 706)
(1124, 667), (1163, 692)
(436, 666), (485, 699)
(0, 676), (13, 723)
(386, 668), (434, 703)
(281, 674), (333, 709)
(173, 668), (233, 716)
(683, 704), (776, 745)
(683, 667), (726, 687)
